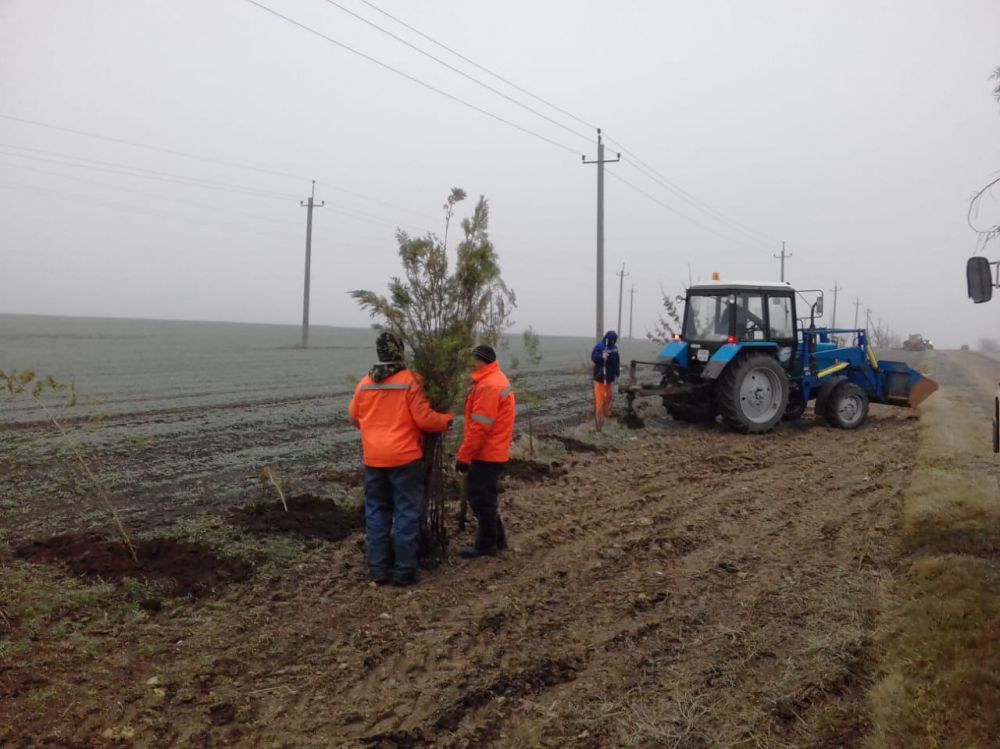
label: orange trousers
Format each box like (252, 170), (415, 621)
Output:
(593, 381), (613, 420)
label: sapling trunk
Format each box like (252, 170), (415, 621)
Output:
(31, 394), (138, 563)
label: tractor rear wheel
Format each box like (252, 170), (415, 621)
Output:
(824, 382), (869, 429)
(716, 353), (789, 433)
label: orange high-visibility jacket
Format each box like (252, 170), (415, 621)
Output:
(349, 369), (452, 468)
(457, 361), (516, 464)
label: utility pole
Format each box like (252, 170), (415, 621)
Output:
(773, 241), (792, 282)
(583, 129), (621, 340)
(829, 280), (842, 329)
(616, 263), (629, 333)
(300, 180), (324, 348)
(853, 297), (861, 329)
(628, 284), (637, 339)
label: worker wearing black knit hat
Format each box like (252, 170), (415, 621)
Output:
(471, 344), (496, 364)
(456, 344), (515, 557)
(349, 331), (453, 585)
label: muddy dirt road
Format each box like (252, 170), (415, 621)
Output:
(2, 381), (926, 747)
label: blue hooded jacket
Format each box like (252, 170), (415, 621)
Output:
(591, 330), (620, 383)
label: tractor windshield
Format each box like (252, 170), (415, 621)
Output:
(683, 293), (731, 342)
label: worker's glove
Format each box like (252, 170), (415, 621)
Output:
(454, 461), (470, 474)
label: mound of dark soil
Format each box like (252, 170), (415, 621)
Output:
(320, 467), (364, 486)
(504, 458), (567, 483)
(538, 433), (609, 454)
(13, 534), (251, 597)
(233, 494), (363, 542)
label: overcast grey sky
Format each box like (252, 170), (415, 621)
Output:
(1, 0), (998, 345)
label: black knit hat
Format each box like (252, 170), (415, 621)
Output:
(471, 344), (497, 364)
(376, 331), (404, 362)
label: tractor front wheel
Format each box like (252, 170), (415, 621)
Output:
(824, 382), (869, 429)
(716, 353), (789, 433)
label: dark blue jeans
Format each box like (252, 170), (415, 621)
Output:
(363, 460), (424, 581)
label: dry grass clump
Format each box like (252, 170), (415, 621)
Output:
(868, 387), (1000, 748)
(870, 556), (1000, 748)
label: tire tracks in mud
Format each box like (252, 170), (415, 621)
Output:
(1, 403), (920, 748)
(155, 408), (919, 748)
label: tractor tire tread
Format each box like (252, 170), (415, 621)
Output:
(824, 382), (869, 429)
(716, 352), (789, 434)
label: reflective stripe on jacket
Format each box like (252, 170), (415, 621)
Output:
(457, 361), (516, 464)
(348, 369), (451, 468)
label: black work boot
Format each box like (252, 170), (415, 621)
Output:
(496, 519), (508, 551)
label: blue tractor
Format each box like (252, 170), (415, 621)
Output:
(621, 279), (937, 433)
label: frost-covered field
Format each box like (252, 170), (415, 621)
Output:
(0, 314), (659, 533)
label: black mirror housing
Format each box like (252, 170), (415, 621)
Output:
(967, 256), (994, 304)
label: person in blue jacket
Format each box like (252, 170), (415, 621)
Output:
(591, 330), (620, 430)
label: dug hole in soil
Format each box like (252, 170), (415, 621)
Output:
(12, 533), (251, 598)
(232, 493), (364, 542)
(503, 458), (568, 483)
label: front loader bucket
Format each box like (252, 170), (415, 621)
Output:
(876, 359), (938, 407)
(907, 375), (939, 408)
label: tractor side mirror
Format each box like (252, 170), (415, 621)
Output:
(967, 256), (994, 304)
(814, 295), (824, 316)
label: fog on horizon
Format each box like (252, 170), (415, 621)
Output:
(1, 0), (999, 347)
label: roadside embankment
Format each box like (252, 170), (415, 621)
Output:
(868, 352), (1000, 748)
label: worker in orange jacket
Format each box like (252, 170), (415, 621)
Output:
(455, 345), (516, 558)
(349, 332), (452, 586)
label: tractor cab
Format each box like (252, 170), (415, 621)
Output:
(671, 281), (800, 378)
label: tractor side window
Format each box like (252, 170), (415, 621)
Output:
(734, 294), (765, 340)
(769, 296), (794, 339)
(684, 294), (729, 341)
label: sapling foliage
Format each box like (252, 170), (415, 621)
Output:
(1, 369), (137, 561)
(351, 189), (516, 555)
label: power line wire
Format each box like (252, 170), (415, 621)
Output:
(603, 133), (780, 247)
(0, 143), (300, 200)
(319, 0), (592, 144)
(0, 113), (307, 182)
(0, 153), (425, 233)
(618, 155), (774, 250)
(606, 170), (774, 253)
(0, 180), (304, 240)
(0, 158), (303, 231)
(356, 0), (597, 132)
(0, 114), (441, 221)
(239, 0), (581, 156)
(336, 2), (781, 249)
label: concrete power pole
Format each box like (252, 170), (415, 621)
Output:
(773, 241), (792, 282)
(300, 180), (325, 348)
(853, 297), (861, 329)
(829, 280), (842, 329)
(616, 263), (629, 333)
(628, 284), (637, 339)
(583, 129), (620, 340)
